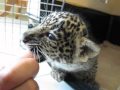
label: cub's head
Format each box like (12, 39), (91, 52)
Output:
(23, 12), (100, 63)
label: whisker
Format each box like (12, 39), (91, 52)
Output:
(37, 47), (46, 57)
(27, 44), (41, 46)
(36, 46), (41, 62)
(37, 47), (47, 61)
(41, 40), (45, 46)
(33, 47), (37, 59)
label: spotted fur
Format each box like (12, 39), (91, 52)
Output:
(23, 12), (100, 89)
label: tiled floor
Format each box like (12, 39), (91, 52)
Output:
(35, 62), (74, 90)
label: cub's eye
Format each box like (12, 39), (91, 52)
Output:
(47, 33), (57, 40)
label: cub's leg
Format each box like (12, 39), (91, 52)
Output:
(51, 68), (66, 82)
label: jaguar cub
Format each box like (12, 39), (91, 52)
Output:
(23, 12), (100, 88)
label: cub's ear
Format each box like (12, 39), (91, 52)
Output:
(78, 37), (100, 62)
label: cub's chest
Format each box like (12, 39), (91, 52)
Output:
(47, 59), (91, 72)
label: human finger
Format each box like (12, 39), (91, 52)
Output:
(0, 58), (39, 90)
(13, 79), (39, 90)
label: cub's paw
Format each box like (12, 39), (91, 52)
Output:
(86, 81), (100, 90)
(51, 70), (65, 82)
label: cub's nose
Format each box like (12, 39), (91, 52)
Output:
(22, 32), (34, 43)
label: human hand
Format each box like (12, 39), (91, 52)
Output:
(0, 51), (39, 90)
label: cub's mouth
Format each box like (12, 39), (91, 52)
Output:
(21, 36), (46, 62)
(29, 45), (46, 62)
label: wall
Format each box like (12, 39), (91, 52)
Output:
(108, 0), (120, 16)
(60, 0), (120, 45)
(60, 0), (120, 16)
